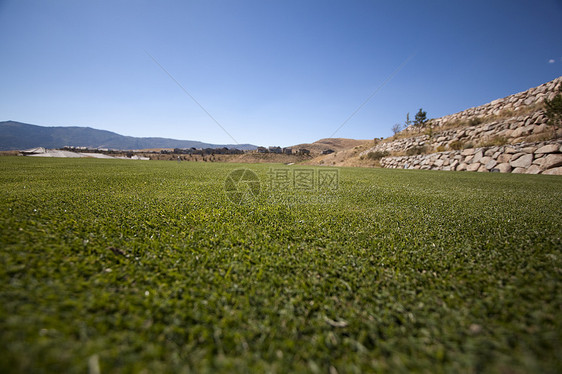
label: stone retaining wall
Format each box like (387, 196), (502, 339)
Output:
(367, 109), (551, 155)
(429, 77), (562, 128)
(359, 76), (562, 175)
(361, 77), (561, 156)
(380, 140), (562, 175)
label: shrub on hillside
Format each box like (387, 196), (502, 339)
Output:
(424, 126), (434, 138)
(448, 140), (464, 150)
(406, 146), (428, 156)
(468, 117), (483, 126)
(545, 90), (562, 138)
(478, 136), (508, 147)
(391, 123), (402, 135)
(365, 151), (389, 160)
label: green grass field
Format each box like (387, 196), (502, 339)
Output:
(1, 157), (561, 373)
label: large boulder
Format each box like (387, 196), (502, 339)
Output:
(477, 164), (488, 172)
(510, 152), (526, 162)
(472, 150), (484, 164)
(480, 156), (493, 165)
(510, 154), (533, 168)
(521, 146), (537, 153)
(497, 153), (511, 163)
(526, 164), (541, 174)
(485, 159), (498, 170)
(542, 167), (562, 175)
(541, 154), (562, 170)
(532, 124), (549, 134)
(496, 163), (512, 173)
(535, 144), (559, 154)
(456, 163), (468, 171)
(511, 127), (528, 138)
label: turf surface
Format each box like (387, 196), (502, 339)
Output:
(1, 157), (561, 373)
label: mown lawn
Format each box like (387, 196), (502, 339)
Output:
(0, 157), (561, 373)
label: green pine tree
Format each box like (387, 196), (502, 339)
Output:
(414, 108), (428, 129)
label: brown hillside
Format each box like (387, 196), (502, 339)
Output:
(291, 138), (370, 154)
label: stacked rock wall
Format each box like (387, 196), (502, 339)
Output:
(360, 76), (562, 175)
(369, 109), (550, 154)
(380, 140), (562, 175)
(429, 77), (562, 128)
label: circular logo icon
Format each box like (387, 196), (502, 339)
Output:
(224, 168), (260, 204)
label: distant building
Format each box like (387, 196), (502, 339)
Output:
(282, 147), (292, 155)
(257, 146), (268, 153)
(298, 148), (310, 156)
(268, 146), (282, 154)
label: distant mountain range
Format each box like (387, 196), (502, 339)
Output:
(0, 121), (257, 151)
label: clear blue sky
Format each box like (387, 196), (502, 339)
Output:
(1, 0), (561, 147)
